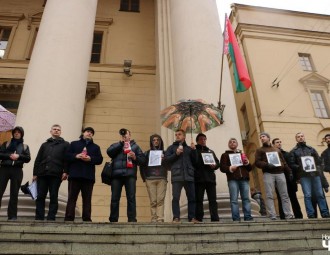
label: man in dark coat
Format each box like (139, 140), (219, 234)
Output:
(64, 127), (103, 222)
(33, 124), (70, 221)
(194, 133), (220, 222)
(290, 132), (329, 218)
(107, 128), (145, 222)
(322, 134), (330, 173)
(0, 126), (31, 220)
(165, 129), (199, 223)
(140, 134), (168, 222)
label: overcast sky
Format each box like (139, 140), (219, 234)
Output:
(216, 0), (330, 29)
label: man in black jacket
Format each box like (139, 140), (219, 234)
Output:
(0, 126), (31, 220)
(107, 128), (145, 222)
(290, 132), (329, 218)
(33, 124), (70, 221)
(322, 134), (330, 173)
(194, 133), (220, 222)
(64, 127), (103, 222)
(165, 129), (199, 223)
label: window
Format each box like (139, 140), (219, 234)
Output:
(90, 32), (103, 63)
(310, 90), (329, 118)
(0, 27), (12, 59)
(298, 53), (315, 71)
(119, 0), (140, 12)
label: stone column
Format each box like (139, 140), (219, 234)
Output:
(156, 0), (259, 221)
(1, 0), (98, 217)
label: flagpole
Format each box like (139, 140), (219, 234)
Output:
(218, 14), (227, 110)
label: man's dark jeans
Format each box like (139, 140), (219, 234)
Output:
(109, 176), (137, 222)
(172, 181), (196, 221)
(195, 182), (219, 221)
(35, 175), (62, 220)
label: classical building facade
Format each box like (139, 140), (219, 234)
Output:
(0, 0), (246, 222)
(229, 4), (330, 216)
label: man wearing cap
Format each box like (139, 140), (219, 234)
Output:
(321, 134), (330, 173)
(255, 132), (294, 220)
(33, 124), (70, 221)
(107, 128), (145, 222)
(290, 132), (330, 218)
(194, 133), (220, 222)
(64, 127), (103, 222)
(0, 126), (31, 220)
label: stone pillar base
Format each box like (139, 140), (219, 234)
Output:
(0, 193), (80, 218)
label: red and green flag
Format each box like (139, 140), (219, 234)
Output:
(224, 17), (252, 92)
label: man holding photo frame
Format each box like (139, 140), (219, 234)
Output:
(255, 132), (294, 220)
(220, 138), (253, 222)
(194, 133), (220, 222)
(290, 132), (330, 218)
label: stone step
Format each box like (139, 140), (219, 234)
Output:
(0, 219), (328, 254)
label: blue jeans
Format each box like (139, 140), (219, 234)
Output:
(35, 176), (62, 220)
(110, 177), (136, 222)
(300, 176), (329, 218)
(172, 181), (196, 221)
(228, 180), (253, 221)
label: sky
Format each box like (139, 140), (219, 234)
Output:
(216, 0), (330, 29)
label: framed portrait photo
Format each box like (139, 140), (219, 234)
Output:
(148, 150), (162, 166)
(229, 153), (243, 166)
(201, 153), (215, 165)
(266, 152), (281, 167)
(301, 156), (316, 172)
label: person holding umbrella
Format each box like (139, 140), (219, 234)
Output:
(165, 129), (199, 223)
(0, 126), (31, 220)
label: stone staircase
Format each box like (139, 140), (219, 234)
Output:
(0, 218), (329, 255)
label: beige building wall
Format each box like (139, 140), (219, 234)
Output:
(229, 4), (330, 217)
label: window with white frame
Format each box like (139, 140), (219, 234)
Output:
(310, 90), (329, 118)
(298, 53), (315, 71)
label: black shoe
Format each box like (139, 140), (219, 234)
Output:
(322, 214), (330, 218)
(8, 217), (17, 221)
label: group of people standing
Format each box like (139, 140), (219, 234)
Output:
(0, 125), (329, 222)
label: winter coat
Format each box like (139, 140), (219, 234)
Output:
(255, 143), (291, 175)
(66, 137), (103, 182)
(140, 134), (167, 182)
(290, 142), (321, 179)
(0, 139), (31, 168)
(164, 141), (198, 183)
(194, 144), (219, 184)
(106, 140), (145, 179)
(220, 149), (251, 181)
(321, 146), (330, 173)
(33, 137), (70, 178)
